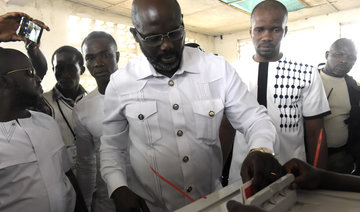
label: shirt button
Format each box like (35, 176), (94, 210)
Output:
(138, 114), (144, 120)
(186, 186), (192, 192)
(209, 111), (215, 117)
(173, 104), (179, 110)
(168, 80), (174, 86)
(183, 156), (189, 162)
(177, 130), (183, 137)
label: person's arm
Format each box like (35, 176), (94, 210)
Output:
(304, 118), (328, 169)
(25, 40), (48, 79)
(219, 114), (236, 164)
(0, 12), (49, 42)
(73, 109), (96, 211)
(66, 169), (88, 212)
(100, 78), (149, 212)
(283, 158), (360, 192)
(223, 62), (280, 193)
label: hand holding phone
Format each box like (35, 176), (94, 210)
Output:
(0, 12), (49, 43)
(17, 16), (44, 44)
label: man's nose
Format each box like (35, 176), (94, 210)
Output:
(160, 36), (174, 51)
(262, 30), (273, 41)
(95, 55), (104, 67)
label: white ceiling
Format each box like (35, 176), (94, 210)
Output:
(66, 0), (360, 36)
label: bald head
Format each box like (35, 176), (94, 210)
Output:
(330, 38), (356, 53)
(0, 48), (32, 75)
(131, 0), (182, 32)
(251, 0), (288, 24)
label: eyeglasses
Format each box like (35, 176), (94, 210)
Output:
(135, 26), (185, 47)
(6, 67), (36, 78)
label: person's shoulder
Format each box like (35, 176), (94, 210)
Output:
(74, 89), (100, 112)
(29, 110), (57, 127)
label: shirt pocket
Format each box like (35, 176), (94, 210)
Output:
(125, 101), (162, 144)
(192, 99), (224, 143)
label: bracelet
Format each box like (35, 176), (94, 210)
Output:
(249, 147), (274, 155)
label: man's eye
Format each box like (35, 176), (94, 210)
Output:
(103, 52), (112, 58)
(86, 56), (94, 61)
(146, 35), (162, 43)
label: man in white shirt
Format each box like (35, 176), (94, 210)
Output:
(100, 0), (282, 211)
(73, 31), (119, 211)
(0, 48), (87, 212)
(227, 0), (330, 184)
(319, 38), (360, 174)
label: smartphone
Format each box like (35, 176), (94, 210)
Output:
(16, 16), (44, 44)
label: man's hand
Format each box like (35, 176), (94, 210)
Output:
(283, 158), (321, 190)
(226, 200), (266, 212)
(241, 151), (284, 193)
(0, 12), (49, 42)
(111, 186), (149, 212)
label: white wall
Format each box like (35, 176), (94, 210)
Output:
(3, 1), (360, 89)
(213, 7), (360, 81)
(0, 0), (216, 91)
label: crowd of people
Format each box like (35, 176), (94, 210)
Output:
(0, 0), (360, 212)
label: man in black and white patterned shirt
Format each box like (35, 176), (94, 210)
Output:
(227, 0), (330, 184)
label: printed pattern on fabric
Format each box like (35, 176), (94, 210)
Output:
(273, 59), (314, 132)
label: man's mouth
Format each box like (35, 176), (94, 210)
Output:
(160, 54), (177, 63)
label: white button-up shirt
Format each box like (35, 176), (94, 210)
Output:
(100, 47), (278, 211)
(73, 89), (115, 211)
(0, 111), (75, 212)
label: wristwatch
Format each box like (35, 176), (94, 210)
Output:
(249, 147), (275, 155)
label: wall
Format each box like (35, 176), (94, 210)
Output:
(0, 0), (216, 91)
(214, 7), (360, 66)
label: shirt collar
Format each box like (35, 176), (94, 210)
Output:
(52, 85), (87, 106)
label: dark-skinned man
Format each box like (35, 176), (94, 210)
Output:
(43, 46), (87, 173)
(73, 31), (120, 211)
(228, 0), (330, 185)
(0, 47), (87, 212)
(319, 38), (360, 175)
(100, 0), (283, 211)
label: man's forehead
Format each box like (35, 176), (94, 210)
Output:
(133, 0), (181, 31)
(84, 38), (113, 53)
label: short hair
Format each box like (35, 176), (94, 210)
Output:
(81, 31), (117, 50)
(251, 0), (288, 22)
(51, 46), (84, 67)
(131, 0), (182, 30)
(330, 38), (357, 53)
(0, 48), (29, 75)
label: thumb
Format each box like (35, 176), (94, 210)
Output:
(226, 200), (244, 211)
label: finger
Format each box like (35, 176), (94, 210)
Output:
(9, 35), (26, 42)
(226, 200), (243, 211)
(32, 19), (50, 31)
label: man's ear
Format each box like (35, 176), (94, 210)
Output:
(116, 51), (120, 63)
(130, 27), (140, 43)
(0, 76), (13, 89)
(325, 51), (330, 60)
(80, 66), (85, 75)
